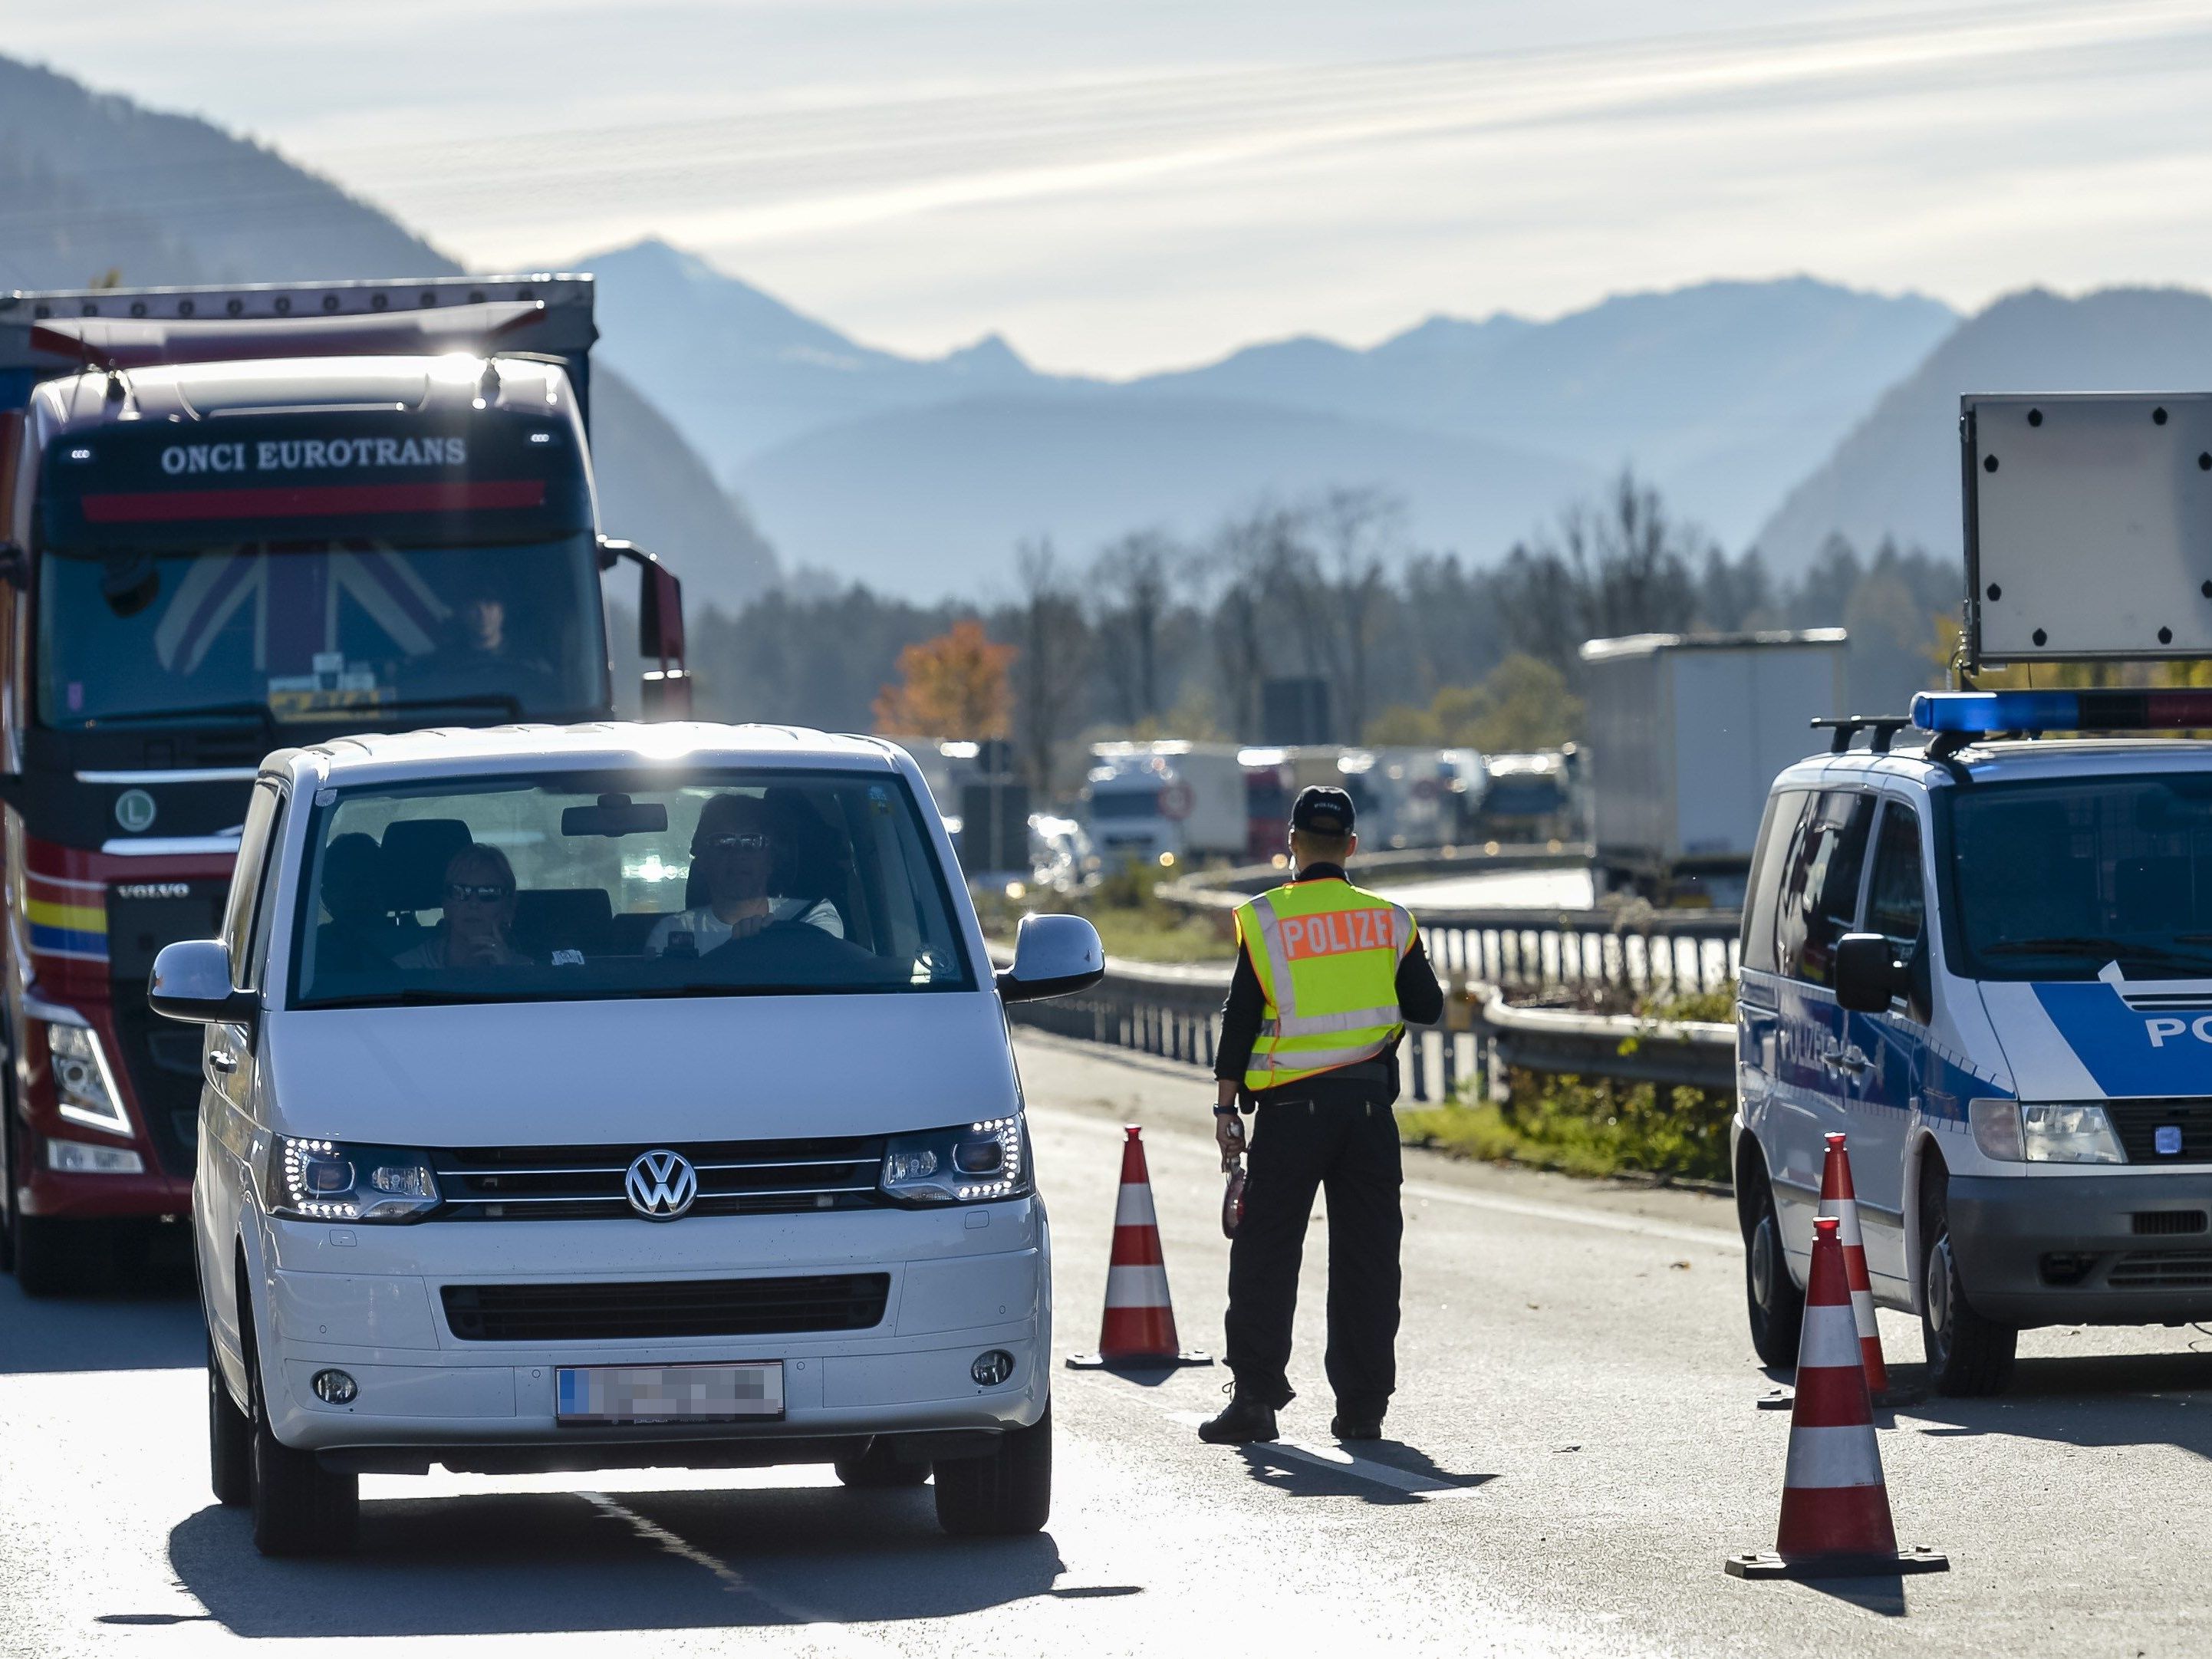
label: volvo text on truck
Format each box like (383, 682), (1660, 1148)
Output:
(0, 277), (690, 1292)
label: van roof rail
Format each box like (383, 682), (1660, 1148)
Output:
(1810, 716), (1914, 755)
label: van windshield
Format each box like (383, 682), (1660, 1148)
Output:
(290, 769), (973, 1007)
(1949, 772), (2212, 979)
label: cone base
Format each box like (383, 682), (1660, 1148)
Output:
(1065, 1351), (1214, 1371)
(1726, 1547), (1950, 1581)
(1754, 1390), (1793, 1411)
(1872, 1384), (1927, 1408)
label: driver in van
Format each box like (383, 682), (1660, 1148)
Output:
(396, 844), (533, 969)
(647, 793), (842, 956)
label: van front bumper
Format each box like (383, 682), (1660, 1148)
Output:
(1949, 1173), (2212, 1325)
(251, 1199), (1049, 1460)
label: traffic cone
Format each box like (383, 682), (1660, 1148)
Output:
(1066, 1125), (1213, 1370)
(1821, 1132), (1924, 1407)
(1726, 1216), (1948, 1580)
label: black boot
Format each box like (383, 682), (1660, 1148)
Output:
(1198, 1393), (1279, 1445)
(1329, 1408), (1384, 1441)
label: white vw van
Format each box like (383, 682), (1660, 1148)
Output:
(156, 723), (1101, 1555)
(1735, 691), (2212, 1397)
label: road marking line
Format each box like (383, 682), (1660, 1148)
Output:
(1401, 1180), (1738, 1250)
(581, 1492), (883, 1653)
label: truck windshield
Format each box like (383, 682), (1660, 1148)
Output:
(1949, 772), (2212, 979)
(35, 536), (607, 728)
(291, 769), (974, 1007)
(1088, 790), (1161, 821)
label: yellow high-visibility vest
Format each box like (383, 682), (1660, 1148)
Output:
(1234, 877), (1416, 1092)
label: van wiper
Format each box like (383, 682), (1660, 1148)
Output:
(1983, 936), (2212, 969)
(304, 989), (523, 1009)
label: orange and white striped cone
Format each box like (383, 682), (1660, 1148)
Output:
(1726, 1216), (1948, 1579)
(1820, 1132), (1924, 1407)
(1066, 1125), (1213, 1370)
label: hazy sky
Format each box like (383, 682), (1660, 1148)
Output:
(16, 1), (2212, 374)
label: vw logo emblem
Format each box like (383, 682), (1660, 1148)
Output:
(624, 1149), (698, 1220)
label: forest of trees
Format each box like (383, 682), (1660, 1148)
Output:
(667, 472), (1963, 802)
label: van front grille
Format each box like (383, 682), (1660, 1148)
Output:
(440, 1274), (891, 1341)
(2102, 1101), (2212, 1164)
(2106, 1251), (2212, 1289)
(428, 1137), (887, 1221)
(2131, 1210), (2208, 1236)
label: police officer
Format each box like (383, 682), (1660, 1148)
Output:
(1200, 785), (1444, 1446)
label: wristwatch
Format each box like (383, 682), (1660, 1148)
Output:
(1213, 1103), (1242, 1117)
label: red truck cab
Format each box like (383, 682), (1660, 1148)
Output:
(0, 278), (687, 1292)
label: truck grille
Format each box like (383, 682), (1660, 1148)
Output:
(104, 881), (229, 1179)
(2102, 1101), (2212, 1164)
(2106, 1252), (2212, 1289)
(440, 1273), (891, 1341)
(429, 1137), (887, 1221)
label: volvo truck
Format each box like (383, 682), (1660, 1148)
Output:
(0, 276), (690, 1292)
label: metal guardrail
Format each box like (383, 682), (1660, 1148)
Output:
(1159, 846), (1743, 997)
(996, 946), (1737, 1103)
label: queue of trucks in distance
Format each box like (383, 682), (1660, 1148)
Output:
(0, 275), (690, 1292)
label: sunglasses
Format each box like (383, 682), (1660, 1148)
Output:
(445, 882), (512, 904)
(699, 832), (770, 854)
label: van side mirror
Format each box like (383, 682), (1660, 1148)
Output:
(997, 912), (1104, 1003)
(1834, 932), (1908, 1013)
(600, 538), (693, 719)
(0, 543), (25, 588)
(149, 939), (257, 1025)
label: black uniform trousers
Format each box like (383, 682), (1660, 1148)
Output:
(1224, 1091), (1403, 1415)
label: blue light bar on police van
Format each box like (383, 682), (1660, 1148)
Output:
(1911, 690), (2212, 734)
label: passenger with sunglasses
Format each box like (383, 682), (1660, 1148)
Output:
(395, 844), (534, 969)
(645, 793), (842, 958)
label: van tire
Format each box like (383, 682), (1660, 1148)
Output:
(834, 1438), (931, 1489)
(1919, 1167), (2016, 1397)
(933, 1404), (1051, 1536)
(208, 1337), (252, 1507)
(244, 1309), (358, 1555)
(1742, 1161), (1805, 1368)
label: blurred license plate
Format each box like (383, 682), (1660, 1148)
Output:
(556, 1362), (784, 1424)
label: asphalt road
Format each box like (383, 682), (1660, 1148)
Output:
(5, 1032), (2212, 1656)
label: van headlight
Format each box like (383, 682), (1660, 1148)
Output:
(2019, 1103), (2125, 1164)
(264, 1136), (441, 1222)
(880, 1115), (1031, 1203)
(48, 1020), (130, 1137)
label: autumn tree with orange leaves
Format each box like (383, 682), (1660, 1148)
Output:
(872, 619), (1015, 738)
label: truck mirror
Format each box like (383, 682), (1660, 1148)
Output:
(599, 538), (690, 719)
(1833, 932), (1906, 1014)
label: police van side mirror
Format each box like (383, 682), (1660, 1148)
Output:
(149, 939), (257, 1026)
(998, 913), (1104, 1002)
(1834, 932), (1908, 1014)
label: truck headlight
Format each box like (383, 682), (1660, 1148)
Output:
(2021, 1103), (2126, 1164)
(881, 1115), (1031, 1203)
(265, 1136), (441, 1222)
(48, 1020), (130, 1137)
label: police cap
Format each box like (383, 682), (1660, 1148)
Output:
(1290, 785), (1355, 836)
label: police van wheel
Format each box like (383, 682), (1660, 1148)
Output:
(834, 1438), (931, 1488)
(1920, 1171), (2016, 1397)
(243, 1310), (358, 1556)
(1743, 1171), (1804, 1368)
(934, 1404), (1051, 1536)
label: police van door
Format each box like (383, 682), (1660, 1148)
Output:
(1764, 788), (1878, 1258)
(1837, 796), (1927, 1287)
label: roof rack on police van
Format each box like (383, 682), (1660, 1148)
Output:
(1810, 715), (1914, 755)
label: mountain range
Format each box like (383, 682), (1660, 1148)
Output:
(587, 239), (1959, 594)
(0, 56), (777, 612)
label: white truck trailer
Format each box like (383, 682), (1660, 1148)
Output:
(1579, 630), (1848, 904)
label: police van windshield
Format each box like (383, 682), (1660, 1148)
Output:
(1949, 772), (2212, 979)
(291, 769), (974, 1007)
(36, 537), (607, 729)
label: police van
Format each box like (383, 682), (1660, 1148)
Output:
(153, 722), (1101, 1555)
(1735, 393), (2212, 1397)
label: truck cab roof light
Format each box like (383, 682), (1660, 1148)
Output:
(1911, 689), (2212, 734)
